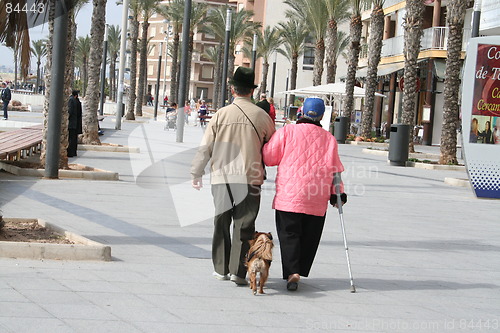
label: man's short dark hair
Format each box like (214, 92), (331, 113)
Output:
(232, 85), (253, 96)
(171, 102), (177, 107)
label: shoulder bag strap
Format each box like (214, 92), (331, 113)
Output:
(233, 103), (262, 144)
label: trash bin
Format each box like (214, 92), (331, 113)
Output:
(334, 116), (349, 144)
(388, 124), (410, 166)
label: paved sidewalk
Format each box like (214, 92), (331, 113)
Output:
(1, 113), (499, 332)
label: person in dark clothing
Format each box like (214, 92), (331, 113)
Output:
(479, 121), (494, 144)
(256, 93), (271, 115)
(67, 90), (83, 157)
(1, 82), (12, 120)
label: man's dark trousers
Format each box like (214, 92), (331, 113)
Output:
(211, 184), (261, 278)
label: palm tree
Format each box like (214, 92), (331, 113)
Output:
(108, 25), (121, 102)
(82, 0), (107, 145)
(343, 0), (365, 119)
(243, 26), (282, 97)
(359, 0), (385, 138)
(202, 45), (221, 109)
(324, 0), (350, 83)
(31, 40), (48, 93)
(107, 25), (121, 102)
(285, 0), (328, 86)
(204, 6), (259, 102)
(185, 2), (208, 102)
(277, 19), (308, 106)
(135, 0), (161, 117)
(401, 0), (425, 152)
(75, 36), (91, 96)
(439, 0), (467, 165)
(40, 1), (79, 169)
(158, 0), (183, 104)
(0, 7), (30, 80)
(126, 0), (140, 120)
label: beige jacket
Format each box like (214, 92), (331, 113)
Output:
(191, 97), (276, 185)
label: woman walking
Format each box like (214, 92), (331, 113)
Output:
(263, 97), (347, 291)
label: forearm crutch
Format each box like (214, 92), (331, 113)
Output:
(334, 173), (356, 293)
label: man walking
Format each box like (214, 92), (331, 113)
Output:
(1, 82), (12, 120)
(67, 90), (83, 157)
(191, 67), (276, 285)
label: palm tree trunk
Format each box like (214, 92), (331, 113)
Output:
(325, 19), (338, 84)
(227, 51), (235, 103)
(82, 56), (88, 96)
(169, 26), (180, 103)
(36, 60), (41, 93)
(41, 0), (55, 167)
(360, 5), (384, 138)
(289, 54), (299, 107)
(135, 20), (150, 116)
(402, 0), (425, 153)
(260, 61), (269, 96)
(126, 14), (139, 120)
(82, 0), (106, 145)
(60, 10), (75, 169)
(439, 0), (466, 165)
(313, 38), (325, 86)
(343, 14), (362, 119)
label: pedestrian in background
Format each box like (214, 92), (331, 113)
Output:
(1, 82), (12, 120)
(267, 97), (276, 124)
(67, 90), (83, 157)
(191, 67), (276, 286)
(262, 97), (347, 291)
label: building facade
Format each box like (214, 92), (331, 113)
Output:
(357, 0), (500, 145)
(140, 0), (231, 105)
(140, 0), (353, 109)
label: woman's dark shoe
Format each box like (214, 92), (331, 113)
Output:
(287, 281), (298, 291)
(287, 273), (300, 291)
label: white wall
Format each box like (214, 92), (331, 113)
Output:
(263, 0), (349, 109)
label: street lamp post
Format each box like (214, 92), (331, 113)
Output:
(175, 0), (192, 142)
(99, 25), (108, 116)
(154, 42), (163, 120)
(251, 33), (258, 70)
(284, 69), (289, 112)
(221, 8), (232, 107)
(270, 51), (277, 98)
(115, 0), (130, 130)
(472, 0), (482, 38)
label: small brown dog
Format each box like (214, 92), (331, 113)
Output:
(246, 231), (274, 295)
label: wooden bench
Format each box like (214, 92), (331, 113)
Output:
(0, 127), (43, 161)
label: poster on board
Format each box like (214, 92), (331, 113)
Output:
(462, 37), (500, 199)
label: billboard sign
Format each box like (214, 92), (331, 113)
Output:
(462, 37), (500, 199)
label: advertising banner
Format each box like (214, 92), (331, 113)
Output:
(462, 37), (500, 199)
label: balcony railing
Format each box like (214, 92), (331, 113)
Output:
(379, 27), (471, 58)
(383, 0), (404, 9)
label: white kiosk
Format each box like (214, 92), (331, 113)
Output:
(462, 37), (500, 199)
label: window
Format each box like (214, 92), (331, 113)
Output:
(201, 65), (213, 79)
(148, 45), (156, 56)
(196, 87), (208, 100)
(303, 47), (314, 70)
(148, 65), (154, 76)
(150, 27), (156, 38)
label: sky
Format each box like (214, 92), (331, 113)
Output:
(0, 0), (123, 75)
